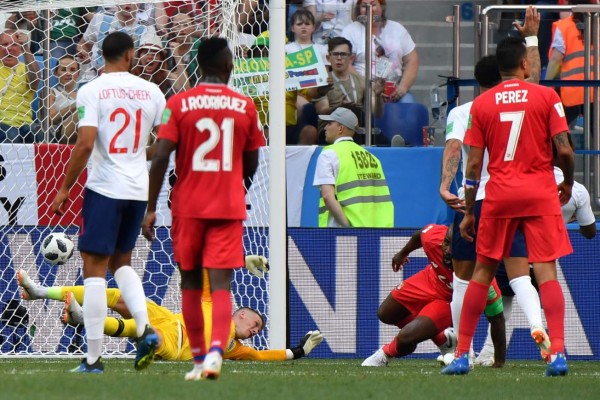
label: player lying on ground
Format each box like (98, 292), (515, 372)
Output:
(18, 258), (324, 362)
(361, 224), (506, 368)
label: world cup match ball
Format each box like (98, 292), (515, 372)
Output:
(41, 233), (74, 265)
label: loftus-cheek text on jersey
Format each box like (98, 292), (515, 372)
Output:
(158, 83), (265, 220)
(77, 72), (166, 201)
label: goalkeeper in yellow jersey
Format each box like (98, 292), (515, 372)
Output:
(17, 256), (324, 362)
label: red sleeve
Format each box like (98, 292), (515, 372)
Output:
(547, 89), (569, 137)
(464, 99), (485, 149)
(421, 224), (447, 266)
(244, 99), (266, 151)
(157, 96), (181, 143)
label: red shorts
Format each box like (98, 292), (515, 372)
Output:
(390, 269), (452, 331)
(171, 216), (244, 270)
(477, 215), (573, 263)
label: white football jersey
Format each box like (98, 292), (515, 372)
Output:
(553, 167), (596, 226)
(76, 72), (166, 200)
(445, 101), (490, 201)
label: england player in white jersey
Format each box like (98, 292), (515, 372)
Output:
(51, 32), (166, 374)
(437, 8), (547, 368)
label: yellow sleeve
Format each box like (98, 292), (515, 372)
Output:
(224, 340), (288, 361)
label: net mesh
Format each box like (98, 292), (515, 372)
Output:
(0, 0), (272, 356)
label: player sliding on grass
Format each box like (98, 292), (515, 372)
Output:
(361, 224), (506, 368)
(18, 258), (324, 362)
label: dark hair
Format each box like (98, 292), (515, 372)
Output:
(235, 307), (266, 332)
(328, 36), (353, 53)
(474, 55), (501, 88)
(291, 8), (315, 26)
(102, 31), (134, 62)
(496, 37), (527, 74)
(196, 37), (231, 72)
(53, 55), (78, 74)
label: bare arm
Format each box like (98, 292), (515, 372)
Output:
(392, 49), (418, 101)
(439, 138), (464, 211)
(17, 32), (40, 91)
(545, 50), (564, 80)
(391, 228), (423, 272)
(243, 149), (260, 192)
(553, 131), (575, 205)
(372, 77), (385, 118)
(51, 126), (96, 215)
(513, 5), (541, 83)
(579, 223), (597, 239)
(464, 146), (484, 215)
(320, 184), (350, 227)
(142, 139), (176, 240)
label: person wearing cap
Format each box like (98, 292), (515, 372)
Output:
(132, 33), (189, 100)
(313, 107), (394, 227)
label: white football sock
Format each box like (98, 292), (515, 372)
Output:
(509, 275), (543, 328)
(114, 266), (149, 337)
(83, 277), (107, 365)
(451, 273), (469, 333)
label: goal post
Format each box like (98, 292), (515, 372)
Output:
(0, 0), (286, 356)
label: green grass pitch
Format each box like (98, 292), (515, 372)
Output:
(2, 359), (600, 400)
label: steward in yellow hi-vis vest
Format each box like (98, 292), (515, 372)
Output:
(313, 107), (394, 227)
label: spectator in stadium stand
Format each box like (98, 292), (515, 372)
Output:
(49, 55), (80, 144)
(132, 33), (189, 100)
(5, 11), (41, 54)
(167, 12), (201, 85)
(304, 0), (356, 45)
(545, 0), (593, 127)
(77, 4), (158, 83)
(342, 0), (419, 103)
(298, 36), (385, 145)
(49, 8), (95, 59)
(313, 107), (394, 227)
(0, 30), (41, 143)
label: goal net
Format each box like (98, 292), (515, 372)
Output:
(0, 0), (273, 357)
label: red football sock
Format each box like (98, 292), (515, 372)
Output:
(432, 330), (448, 347)
(456, 280), (489, 355)
(181, 289), (206, 364)
(383, 337), (400, 357)
(539, 280), (565, 354)
(210, 289), (232, 353)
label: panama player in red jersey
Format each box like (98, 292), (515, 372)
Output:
(142, 37), (265, 381)
(442, 36), (575, 377)
(362, 224), (506, 367)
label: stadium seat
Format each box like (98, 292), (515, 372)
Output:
(374, 102), (430, 146)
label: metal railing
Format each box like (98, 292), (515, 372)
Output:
(450, 4), (600, 209)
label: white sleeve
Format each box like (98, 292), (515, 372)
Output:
(397, 24), (416, 56)
(303, 0), (317, 6)
(76, 85), (99, 128)
(313, 149), (337, 186)
(83, 14), (102, 43)
(573, 183), (596, 226)
(550, 28), (566, 54)
(445, 106), (466, 142)
(153, 87), (167, 127)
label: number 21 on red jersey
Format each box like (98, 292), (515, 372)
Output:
(193, 117), (234, 172)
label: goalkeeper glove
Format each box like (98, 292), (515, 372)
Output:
(290, 330), (324, 359)
(245, 255), (269, 278)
